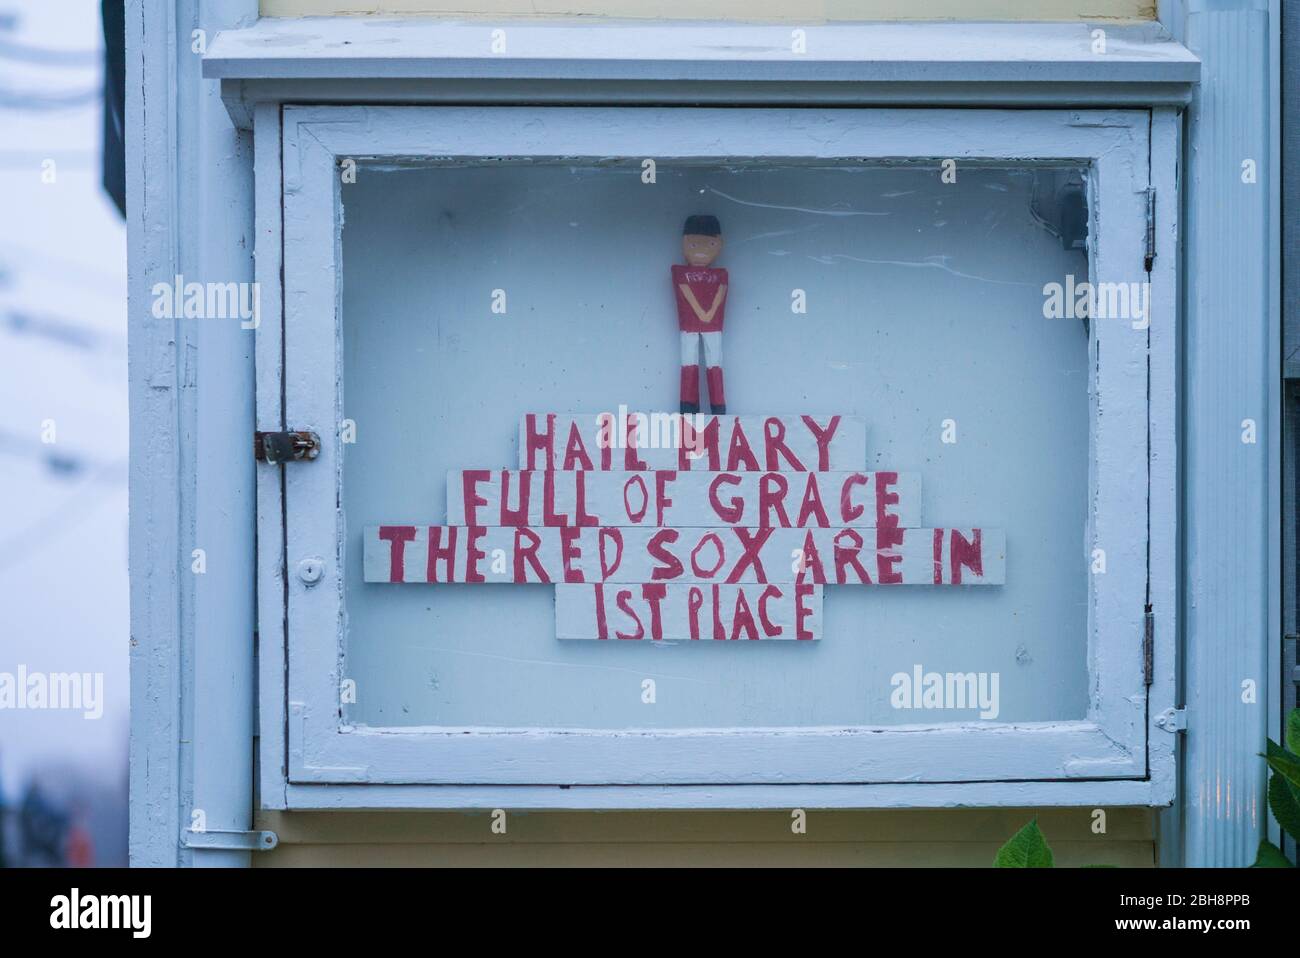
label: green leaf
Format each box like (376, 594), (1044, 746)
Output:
(1268, 770), (1300, 841)
(994, 818), (1054, 868)
(1287, 708), (1300, 756)
(1265, 739), (1300, 790)
(1251, 840), (1294, 868)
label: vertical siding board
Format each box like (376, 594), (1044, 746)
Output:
(1182, 7), (1273, 866)
(127, 0), (184, 868)
(128, 0), (260, 865)
(254, 102), (289, 808)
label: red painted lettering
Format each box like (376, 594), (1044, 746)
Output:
(623, 474), (649, 523)
(758, 473), (791, 527)
(795, 583), (815, 640)
(801, 415), (841, 471)
(642, 583), (667, 640)
(594, 583), (609, 640)
(647, 529), (684, 580)
(624, 416), (648, 470)
(562, 421), (594, 470)
(725, 419), (760, 470)
(513, 528), (550, 583)
(559, 526), (584, 583)
(573, 471), (598, 527)
(542, 470), (569, 526)
(461, 470), (490, 526)
(833, 528), (872, 585)
(615, 589), (644, 640)
(687, 586), (704, 640)
(764, 417), (805, 470)
(708, 473), (744, 523)
(950, 529), (984, 584)
(378, 525), (416, 583)
(840, 473), (868, 522)
(875, 471), (904, 584)
(731, 589), (759, 640)
(523, 414), (555, 470)
(655, 471), (676, 526)
(757, 585), (783, 637)
(426, 526), (458, 583)
(690, 532), (727, 579)
(464, 526), (487, 583)
(797, 530), (826, 584)
(598, 528), (624, 579)
(500, 469), (531, 526)
(796, 473), (830, 527)
(727, 527), (772, 583)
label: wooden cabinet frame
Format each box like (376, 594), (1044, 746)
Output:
(250, 104), (1179, 808)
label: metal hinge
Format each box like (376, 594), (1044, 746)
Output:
(1142, 604), (1154, 686)
(1155, 707), (1188, 733)
(254, 430), (320, 463)
(1143, 188), (1156, 271)
(181, 828), (279, 852)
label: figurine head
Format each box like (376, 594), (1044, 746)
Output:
(682, 214), (723, 267)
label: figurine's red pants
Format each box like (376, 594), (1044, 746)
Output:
(680, 331), (725, 408)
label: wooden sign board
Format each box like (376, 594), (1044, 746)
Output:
(365, 411), (1003, 642)
(448, 470), (921, 528)
(363, 525), (1005, 586)
(555, 583), (824, 641)
(520, 413), (867, 472)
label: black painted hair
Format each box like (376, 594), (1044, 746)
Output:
(683, 214), (721, 237)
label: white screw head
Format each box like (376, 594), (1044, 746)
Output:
(297, 557), (324, 585)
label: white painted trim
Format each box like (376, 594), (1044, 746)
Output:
(1147, 106), (1181, 812)
(128, 0), (261, 868)
(127, 0), (185, 868)
(282, 778), (1171, 811)
(203, 18), (1197, 83)
(254, 102), (288, 811)
(203, 18), (1199, 129)
(1180, 2), (1276, 867)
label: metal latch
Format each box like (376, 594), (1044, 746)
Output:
(255, 430), (320, 463)
(181, 828), (279, 852)
(1154, 707), (1187, 733)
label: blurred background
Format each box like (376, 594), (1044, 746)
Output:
(0, 0), (127, 866)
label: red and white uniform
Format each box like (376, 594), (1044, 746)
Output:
(672, 264), (728, 408)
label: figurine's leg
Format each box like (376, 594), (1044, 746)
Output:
(702, 332), (725, 415)
(679, 331), (700, 414)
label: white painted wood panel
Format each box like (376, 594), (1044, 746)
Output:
(363, 524), (1004, 585)
(448, 470), (921, 528)
(555, 583), (823, 640)
(520, 413), (866, 471)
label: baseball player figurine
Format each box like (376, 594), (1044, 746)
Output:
(673, 214), (729, 415)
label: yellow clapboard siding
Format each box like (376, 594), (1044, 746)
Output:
(257, 840), (1155, 867)
(260, 1), (1157, 22)
(254, 808), (1155, 866)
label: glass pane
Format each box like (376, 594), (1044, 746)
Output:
(340, 160), (1090, 729)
